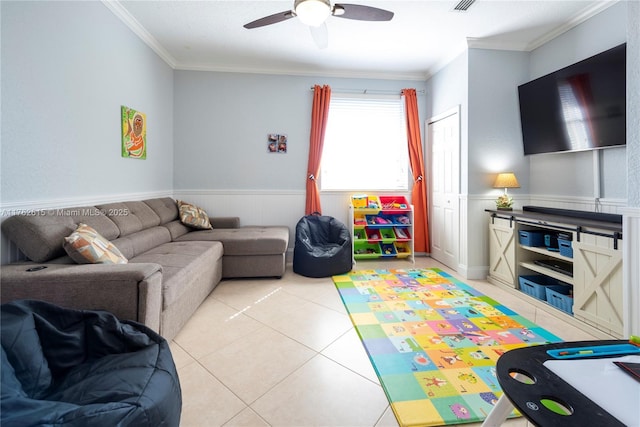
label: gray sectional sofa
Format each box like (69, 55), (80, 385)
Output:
(0, 197), (289, 340)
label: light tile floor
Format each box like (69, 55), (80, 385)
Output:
(170, 257), (600, 427)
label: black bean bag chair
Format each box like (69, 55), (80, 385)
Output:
(293, 214), (352, 278)
(1, 300), (181, 427)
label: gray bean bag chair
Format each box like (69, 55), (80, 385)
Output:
(1, 300), (181, 427)
(293, 214), (352, 278)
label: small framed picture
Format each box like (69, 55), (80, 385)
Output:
(268, 134), (287, 153)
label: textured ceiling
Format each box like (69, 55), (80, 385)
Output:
(108, 0), (617, 80)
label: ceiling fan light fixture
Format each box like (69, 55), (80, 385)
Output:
(294, 0), (331, 27)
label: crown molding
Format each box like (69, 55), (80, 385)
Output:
(466, 37), (529, 51)
(174, 63), (428, 81)
(526, 0), (620, 51)
(466, 1), (620, 53)
(101, 0), (177, 68)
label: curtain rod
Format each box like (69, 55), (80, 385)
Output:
(309, 87), (425, 95)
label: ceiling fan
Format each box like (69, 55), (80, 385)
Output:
(243, 0), (394, 29)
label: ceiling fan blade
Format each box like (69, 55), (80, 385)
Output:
(309, 23), (328, 49)
(333, 4), (394, 21)
(243, 10), (295, 29)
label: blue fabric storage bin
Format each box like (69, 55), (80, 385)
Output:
(518, 275), (560, 301)
(558, 239), (573, 258)
(545, 285), (573, 314)
(519, 230), (546, 247)
(518, 230), (545, 246)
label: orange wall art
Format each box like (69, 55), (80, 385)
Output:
(121, 106), (147, 159)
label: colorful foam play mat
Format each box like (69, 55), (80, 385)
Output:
(332, 268), (561, 426)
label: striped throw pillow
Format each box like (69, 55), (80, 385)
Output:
(177, 200), (212, 230)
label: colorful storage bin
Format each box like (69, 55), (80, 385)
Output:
(365, 228), (396, 242)
(394, 227), (411, 240)
(380, 243), (397, 256)
(351, 194), (368, 208)
(365, 214), (394, 227)
(353, 242), (381, 258)
(390, 214), (411, 226)
(379, 196), (409, 211)
(394, 242), (412, 257)
(379, 228), (396, 242)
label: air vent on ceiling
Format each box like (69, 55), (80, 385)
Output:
(453, 0), (476, 11)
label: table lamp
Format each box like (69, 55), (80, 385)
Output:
(493, 172), (519, 210)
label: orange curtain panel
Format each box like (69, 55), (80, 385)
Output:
(305, 84), (332, 215)
(402, 88), (430, 253)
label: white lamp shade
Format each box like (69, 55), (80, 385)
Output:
(295, 0), (331, 26)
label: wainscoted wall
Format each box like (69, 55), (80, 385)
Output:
(2, 190), (628, 270)
(1, 190), (413, 265)
(526, 195), (628, 214)
(173, 190), (414, 263)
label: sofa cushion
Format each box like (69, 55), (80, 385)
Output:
(177, 200), (212, 230)
(163, 220), (191, 240)
(70, 207), (121, 240)
(175, 226), (289, 256)
(96, 201), (160, 237)
(63, 223), (128, 265)
(129, 241), (223, 308)
(1, 208), (120, 263)
(162, 217), (241, 241)
(144, 198), (179, 225)
(111, 226), (172, 260)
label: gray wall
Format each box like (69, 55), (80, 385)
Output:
(173, 72), (427, 192)
(527, 2), (627, 200)
(424, 52), (469, 192)
(424, 48), (530, 197)
(1, 1), (174, 204)
(467, 49), (530, 195)
(425, 2), (628, 205)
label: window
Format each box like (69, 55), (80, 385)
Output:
(320, 94), (408, 191)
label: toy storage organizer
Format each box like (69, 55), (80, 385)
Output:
(350, 195), (414, 262)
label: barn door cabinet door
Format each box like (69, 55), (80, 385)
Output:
(488, 216), (517, 287)
(572, 233), (624, 337)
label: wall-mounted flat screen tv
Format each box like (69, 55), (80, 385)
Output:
(518, 43), (626, 155)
